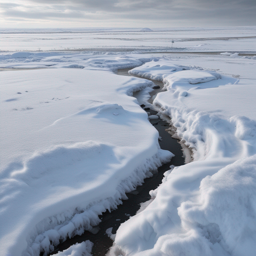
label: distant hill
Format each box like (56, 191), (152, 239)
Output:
(140, 28), (153, 32)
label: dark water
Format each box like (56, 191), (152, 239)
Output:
(48, 68), (185, 256)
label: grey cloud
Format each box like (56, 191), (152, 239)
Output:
(0, 3), (21, 9)
(0, 0), (255, 25)
(3, 9), (87, 20)
(27, 0), (256, 10)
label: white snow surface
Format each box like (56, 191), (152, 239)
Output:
(1, 28), (256, 256)
(0, 67), (173, 256)
(52, 241), (93, 256)
(0, 26), (256, 52)
(129, 60), (189, 81)
(112, 55), (256, 256)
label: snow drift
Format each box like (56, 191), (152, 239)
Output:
(111, 59), (256, 256)
(0, 68), (173, 256)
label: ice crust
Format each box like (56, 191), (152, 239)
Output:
(112, 58), (256, 256)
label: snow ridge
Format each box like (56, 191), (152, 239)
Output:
(25, 150), (172, 256)
(112, 60), (256, 256)
(0, 68), (172, 256)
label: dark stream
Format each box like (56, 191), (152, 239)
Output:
(47, 68), (185, 256)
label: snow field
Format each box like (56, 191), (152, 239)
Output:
(112, 58), (256, 256)
(0, 51), (148, 70)
(1, 37), (256, 256)
(0, 27), (256, 52)
(0, 68), (173, 256)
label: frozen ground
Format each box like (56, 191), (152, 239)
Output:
(0, 27), (256, 256)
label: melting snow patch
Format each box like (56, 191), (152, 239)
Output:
(52, 241), (93, 256)
(106, 227), (116, 240)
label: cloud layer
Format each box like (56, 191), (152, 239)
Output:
(0, 0), (256, 27)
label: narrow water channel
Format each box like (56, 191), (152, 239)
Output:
(47, 68), (185, 256)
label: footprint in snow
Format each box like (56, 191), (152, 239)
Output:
(5, 98), (17, 102)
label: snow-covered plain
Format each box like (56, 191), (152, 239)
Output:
(1, 28), (256, 256)
(1, 27), (256, 53)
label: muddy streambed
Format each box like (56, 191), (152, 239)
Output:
(47, 68), (186, 256)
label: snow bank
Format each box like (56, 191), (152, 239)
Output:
(0, 68), (173, 256)
(129, 60), (189, 81)
(163, 69), (221, 90)
(111, 59), (256, 256)
(52, 241), (93, 256)
(0, 52), (144, 71)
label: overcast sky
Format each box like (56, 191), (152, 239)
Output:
(0, 0), (256, 28)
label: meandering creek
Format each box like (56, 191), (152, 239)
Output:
(47, 68), (186, 256)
